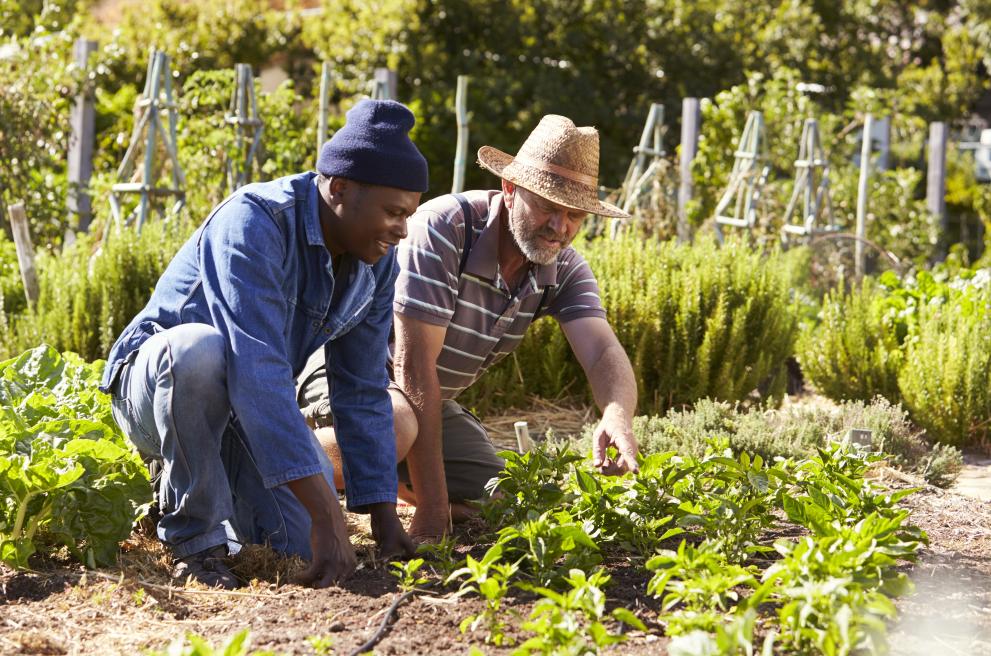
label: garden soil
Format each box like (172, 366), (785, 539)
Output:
(2, 408), (990, 655)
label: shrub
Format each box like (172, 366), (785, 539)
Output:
(568, 397), (961, 488)
(463, 235), (800, 416)
(898, 300), (991, 447)
(797, 281), (903, 404)
(801, 268), (991, 447)
(0, 219), (188, 362)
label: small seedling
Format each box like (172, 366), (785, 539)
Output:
(390, 557), (428, 592)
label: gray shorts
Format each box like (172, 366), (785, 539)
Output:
(296, 351), (505, 502)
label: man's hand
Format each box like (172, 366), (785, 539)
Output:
(287, 474), (358, 587)
(591, 407), (639, 476)
(409, 504), (452, 544)
(368, 502), (415, 560)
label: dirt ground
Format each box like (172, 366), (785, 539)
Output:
(3, 405), (991, 655)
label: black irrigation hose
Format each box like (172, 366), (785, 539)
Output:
(347, 589), (416, 656)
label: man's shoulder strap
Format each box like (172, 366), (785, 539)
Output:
(452, 193), (475, 277)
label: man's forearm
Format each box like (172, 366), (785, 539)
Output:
(397, 370), (449, 511)
(587, 343), (637, 419)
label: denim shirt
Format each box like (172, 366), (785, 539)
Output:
(100, 172), (398, 510)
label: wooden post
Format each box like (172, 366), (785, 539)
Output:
(927, 122), (948, 256)
(855, 114), (873, 279)
(67, 38), (97, 233)
(677, 97), (700, 243)
(7, 203), (39, 309)
(514, 421), (532, 452)
(374, 68), (397, 100)
(316, 61), (332, 159)
(452, 75), (469, 193)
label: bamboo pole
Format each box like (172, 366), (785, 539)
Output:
(855, 114), (873, 279)
(452, 75), (469, 193)
(317, 61), (332, 158)
(7, 203), (39, 309)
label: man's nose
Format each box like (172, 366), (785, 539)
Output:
(396, 218), (409, 240)
(547, 212), (567, 234)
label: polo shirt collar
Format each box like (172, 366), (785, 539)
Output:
(462, 192), (558, 289)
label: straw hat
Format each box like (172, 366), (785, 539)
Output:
(477, 115), (630, 219)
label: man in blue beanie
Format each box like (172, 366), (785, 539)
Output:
(100, 99), (427, 589)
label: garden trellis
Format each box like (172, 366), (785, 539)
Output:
(780, 118), (837, 239)
(713, 110), (769, 243)
(107, 49), (186, 238)
(225, 63), (264, 194)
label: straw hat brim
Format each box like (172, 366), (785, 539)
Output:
(477, 145), (630, 219)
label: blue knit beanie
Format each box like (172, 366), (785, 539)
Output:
(317, 99), (429, 192)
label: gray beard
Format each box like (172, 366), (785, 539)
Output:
(508, 205), (560, 266)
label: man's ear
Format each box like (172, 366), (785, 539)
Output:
(328, 176), (349, 201)
(501, 179), (516, 207)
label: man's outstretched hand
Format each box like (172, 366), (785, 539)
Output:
(287, 474), (358, 587)
(591, 407), (639, 476)
(368, 502), (416, 560)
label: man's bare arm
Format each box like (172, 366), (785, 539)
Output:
(561, 317), (639, 473)
(392, 312), (451, 539)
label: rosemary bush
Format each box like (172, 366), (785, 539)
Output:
(463, 235), (800, 415)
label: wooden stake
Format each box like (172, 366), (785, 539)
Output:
(7, 203), (39, 309)
(927, 122), (948, 258)
(677, 98), (700, 243)
(514, 421), (532, 452)
(452, 75), (469, 194)
(855, 114), (873, 279)
(317, 61), (332, 159)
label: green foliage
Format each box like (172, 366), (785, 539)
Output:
(0, 219), (186, 362)
(0, 345), (150, 568)
(801, 269), (991, 446)
(646, 541), (758, 635)
(514, 568), (645, 655)
(447, 543), (522, 646)
(472, 439), (924, 655)
(147, 629), (280, 656)
(464, 235), (799, 415)
(0, 233), (27, 317)
(390, 557), (428, 591)
(898, 294), (991, 446)
(798, 281), (903, 404)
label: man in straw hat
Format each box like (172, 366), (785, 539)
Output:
(101, 99), (425, 588)
(298, 114), (640, 540)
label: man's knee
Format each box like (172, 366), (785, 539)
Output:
(390, 388), (418, 457)
(166, 324), (226, 394)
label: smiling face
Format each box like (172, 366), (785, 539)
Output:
(321, 176), (421, 264)
(502, 180), (587, 265)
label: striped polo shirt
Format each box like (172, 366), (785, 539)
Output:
(393, 190), (607, 400)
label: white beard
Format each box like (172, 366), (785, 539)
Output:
(507, 202), (563, 266)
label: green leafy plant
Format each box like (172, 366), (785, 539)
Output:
(514, 568), (646, 655)
(0, 345), (151, 568)
(646, 541), (758, 635)
(447, 544), (521, 647)
(495, 510), (601, 588)
(390, 557), (429, 592)
(147, 629), (279, 656)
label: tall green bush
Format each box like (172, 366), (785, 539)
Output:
(799, 269), (991, 446)
(463, 236), (799, 415)
(898, 300), (991, 447)
(797, 281), (903, 404)
(0, 220), (189, 362)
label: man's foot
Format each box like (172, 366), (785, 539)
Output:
(172, 545), (239, 590)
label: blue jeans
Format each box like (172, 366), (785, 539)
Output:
(110, 323), (335, 559)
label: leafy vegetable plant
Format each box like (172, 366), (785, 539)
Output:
(0, 346), (150, 568)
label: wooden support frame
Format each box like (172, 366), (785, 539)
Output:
(714, 111), (770, 242)
(225, 63), (264, 193)
(781, 118), (837, 239)
(108, 49), (186, 238)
